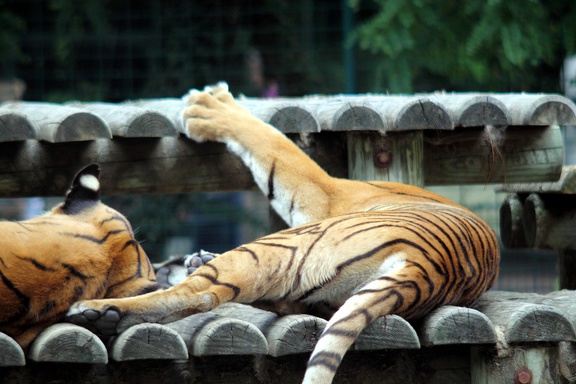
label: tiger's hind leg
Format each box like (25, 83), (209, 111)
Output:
(154, 250), (219, 287)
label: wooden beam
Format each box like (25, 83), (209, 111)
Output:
(424, 125), (563, 185)
(0, 332), (25, 367)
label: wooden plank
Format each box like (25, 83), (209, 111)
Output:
(0, 138), (254, 197)
(109, 323), (188, 361)
(429, 94), (510, 127)
(0, 109), (37, 141)
(0, 331), (25, 367)
(424, 125), (563, 185)
(347, 131), (424, 186)
(499, 165), (576, 194)
(475, 292), (576, 343)
(265, 314), (326, 357)
(354, 315), (420, 350)
(27, 323), (108, 363)
(69, 102), (178, 137)
(419, 306), (496, 347)
(166, 312), (268, 356)
(0, 102), (111, 142)
(491, 93), (576, 126)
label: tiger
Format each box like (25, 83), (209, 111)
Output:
(66, 83), (500, 384)
(0, 164), (162, 350)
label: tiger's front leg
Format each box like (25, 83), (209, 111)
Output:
(183, 83), (336, 226)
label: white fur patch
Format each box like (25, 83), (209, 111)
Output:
(377, 254), (406, 276)
(79, 174), (100, 192)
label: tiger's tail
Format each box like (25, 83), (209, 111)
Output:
(302, 273), (422, 384)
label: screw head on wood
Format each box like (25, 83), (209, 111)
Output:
(374, 150), (391, 169)
(514, 368), (532, 384)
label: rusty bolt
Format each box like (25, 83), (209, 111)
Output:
(374, 151), (391, 169)
(514, 368), (532, 384)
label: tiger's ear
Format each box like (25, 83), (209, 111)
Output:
(61, 164), (101, 214)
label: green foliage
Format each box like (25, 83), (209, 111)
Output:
(350, 0), (576, 92)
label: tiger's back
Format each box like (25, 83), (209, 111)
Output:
(0, 164), (161, 349)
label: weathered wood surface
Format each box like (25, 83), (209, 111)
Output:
(3, 291), (576, 367)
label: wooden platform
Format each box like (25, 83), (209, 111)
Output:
(2, 290), (576, 383)
(0, 92), (574, 197)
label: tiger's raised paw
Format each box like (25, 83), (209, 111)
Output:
(66, 304), (123, 336)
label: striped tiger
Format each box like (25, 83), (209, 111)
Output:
(0, 164), (161, 349)
(67, 83), (500, 384)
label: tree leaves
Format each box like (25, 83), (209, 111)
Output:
(351, 0), (576, 92)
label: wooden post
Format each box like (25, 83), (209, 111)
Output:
(347, 131), (424, 186)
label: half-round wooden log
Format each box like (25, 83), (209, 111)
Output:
(475, 299), (576, 343)
(333, 102), (385, 131)
(499, 193), (528, 248)
(0, 109), (37, 141)
(167, 312), (268, 356)
(389, 97), (453, 131)
(265, 314), (327, 357)
(28, 323), (108, 363)
(354, 314), (420, 350)
(0, 332), (25, 366)
(493, 94), (576, 126)
(1, 102), (111, 142)
(71, 103), (178, 137)
(430, 94), (510, 127)
(109, 323), (188, 361)
(239, 99), (320, 133)
(128, 98), (186, 132)
(192, 317), (268, 356)
(419, 306), (496, 347)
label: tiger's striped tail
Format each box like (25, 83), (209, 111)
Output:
(302, 273), (417, 384)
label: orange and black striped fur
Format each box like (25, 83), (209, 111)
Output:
(67, 84), (500, 384)
(0, 164), (161, 349)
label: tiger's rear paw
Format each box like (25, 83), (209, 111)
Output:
(185, 250), (219, 274)
(66, 303), (123, 336)
(154, 251), (219, 287)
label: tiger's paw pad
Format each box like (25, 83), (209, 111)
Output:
(184, 250), (219, 274)
(66, 304), (122, 336)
